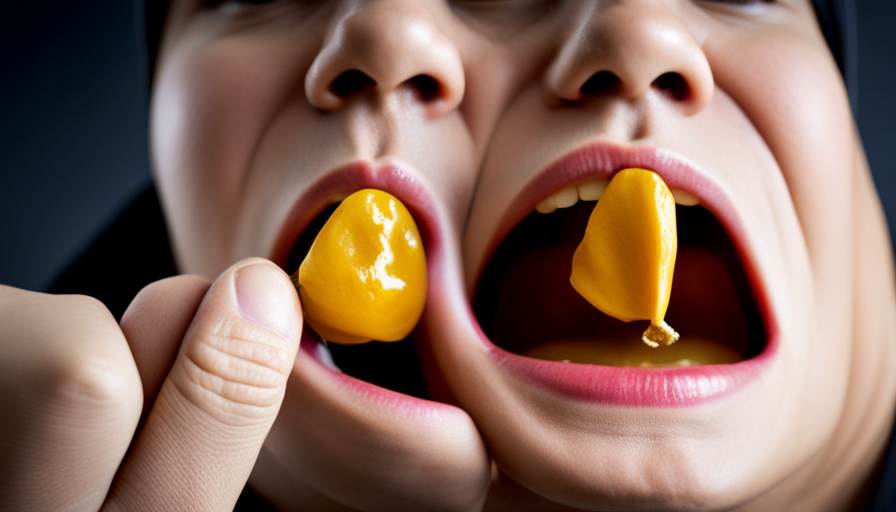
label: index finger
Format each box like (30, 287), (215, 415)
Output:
(104, 259), (302, 512)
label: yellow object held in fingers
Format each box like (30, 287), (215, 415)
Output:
(293, 189), (427, 344)
(570, 168), (680, 348)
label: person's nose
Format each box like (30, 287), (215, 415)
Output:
(305, 0), (465, 118)
(545, 1), (713, 116)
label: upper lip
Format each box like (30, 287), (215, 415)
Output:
(475, 142), (759, 296)
(472, 141), (779, 406)
(271, 159), (443, 272)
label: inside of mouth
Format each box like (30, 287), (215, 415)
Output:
(284, 201), (430, 399)
(473, 200), (766, 367)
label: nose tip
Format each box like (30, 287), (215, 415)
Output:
(305, 5), (465, 118)
(546, 5), (713, 116)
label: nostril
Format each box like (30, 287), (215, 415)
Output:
(330, 69), (377, 99)
(653, 72), (690, 101)
(405, 74), (442, 103)
(581, 71), (621, 97)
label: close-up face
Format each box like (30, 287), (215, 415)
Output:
(152, 0), (514, 278)
(426, 0), (874, 509)
(150, 0), (538, 509)
(149, 0), (893, 510)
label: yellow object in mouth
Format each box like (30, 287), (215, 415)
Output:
(292, 189), (427, 344)
(570, 168), (679, 348)
(523, 336), (741, 367)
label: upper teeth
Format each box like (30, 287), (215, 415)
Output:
(670, 188), (699, 206)
(535, 178), (699, 213)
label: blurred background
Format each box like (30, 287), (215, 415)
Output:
(1, 0), (894, 291)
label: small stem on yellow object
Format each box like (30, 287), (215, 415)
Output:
(642, 321), (680, 348)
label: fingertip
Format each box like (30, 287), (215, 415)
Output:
(106, 262), (303, 511)
(226, 258), (304, 347)
(235, 262), (296, 340)
(169, 259), (303, 418)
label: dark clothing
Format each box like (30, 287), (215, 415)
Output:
(49, 185), (176, 320)
(50, 184), (896, 511)
(870, 433), (896, 512)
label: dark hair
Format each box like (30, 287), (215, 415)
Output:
(140, 0), (857, 110)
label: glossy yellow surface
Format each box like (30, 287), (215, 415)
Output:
(296, 189), (427, 344)
(570, 168), (679, 347)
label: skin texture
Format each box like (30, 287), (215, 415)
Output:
(106, 261), (303, 511)
(149, 0), (896, 509)
(0, 259), (303, 511)
(0, 288), (142, 511)
(446, 0), (896, 510)
(150, 0), (511, 508)
(1, 0), (894, 511)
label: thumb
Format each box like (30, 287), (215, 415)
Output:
(104, 258), (302, 512)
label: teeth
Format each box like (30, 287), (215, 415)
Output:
(535, 196), (558, 214)
(671, 188), (699, 206)
(536, 179), (610, 214)
(553, 185), (578, 208)
(536, 178), (700, 214)
(577, 179), (609, 201)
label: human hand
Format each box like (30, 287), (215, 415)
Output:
(0, 257), (302, 511)
(2, 254), (491, 511)
(124, 256), (492, 511)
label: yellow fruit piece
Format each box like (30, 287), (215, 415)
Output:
(570, 168), (679, 348)
(294, 189), (427, 344)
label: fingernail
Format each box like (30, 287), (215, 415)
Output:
(236, 263), (293, 339)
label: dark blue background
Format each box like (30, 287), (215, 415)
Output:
(1, 1), (894, 291)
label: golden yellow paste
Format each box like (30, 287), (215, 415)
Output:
(570, 168), (680, 348)
(292, 189), (427, 344)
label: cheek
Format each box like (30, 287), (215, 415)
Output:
(709, 32), (854, 282)
(709, 29), (857, 450)
(151, 33), (316, 273)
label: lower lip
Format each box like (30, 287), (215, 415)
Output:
(476, 313), (778, 407)
(283, 161), (450, 413)
(299, 331), (455, 416)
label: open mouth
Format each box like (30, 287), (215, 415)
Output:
(474, 174), (766, 370)
(279, 167), (433, 400)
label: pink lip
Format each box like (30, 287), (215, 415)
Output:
(274, 161), (449, 412)
(271, 161), (443, 272)
(475, 142), (779, 407)
(298, 331), (456, 418)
